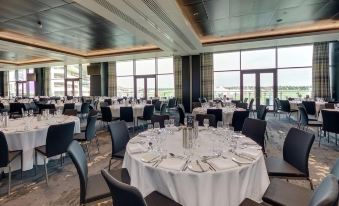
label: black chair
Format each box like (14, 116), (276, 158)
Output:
(9, 103), (24, 118)
(199, 97), (207, 104)
(160, 103), (168, 115)
(241, 118), (267, 153)
(256, 105), (268, 121)
(195, 114), (216, 128)
(120, 107), (135, 133)
(302, 101), (317, 116)
(207, 109), (222, 122)
(63, 109), (78, 116)
(265, 127), (315, 189)
(74, 115), (98, 160)
(262, 174), (338, 206)
(105, 99), (113, 106)
(331, 158), (339, 183)
(273, 98), (281, 117)
(237, 102), (248, 110)
(151, 115), (169, 128)
(243, 97), (248, 103)
(63, 103), (75, 114)
(101, 106), (119, 127)
(168, 98), (177, 109)
(279, 100), (298, 121)
(248, 98), (255, 116)
(177, 105), (185, 126)
(79, 102), (90, 119)
(321, 110), (339, 146)
(137, 105), (155, 127)
(324, 103), (335, 109)
(67, 141), (130, 205)
(101, 169), (181, 206)
(0, 131), (23, 195)
(298, 106), (322, 136)
(231, 110), (250, 131)
(35, 122), (75, 185)
(108, 121), (130, 170)
(66, 96), (73, 100)
(231, 100), (241, 106)
(154, 100), (162, 112)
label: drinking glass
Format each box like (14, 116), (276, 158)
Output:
(217, 121), (223, 129)
(184, 117), (187, 126)
(154, 122), (160, 130)
(203, 118), (209, 129)
(147, 124), (153, 130)
(164, 119), (170, 128)
(29, 109), (34, 117)
(169, 118), (175, 127)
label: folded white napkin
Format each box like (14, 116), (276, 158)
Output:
(128, 144), (147, 154)
(208, 158), (238, 170)
(239, 138), (257, 145)
(235, 148), (261, 159)
(158, 158), (186, 171)
(138, 131), (153, 137)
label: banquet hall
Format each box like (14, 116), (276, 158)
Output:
(0, 0), (338, 205)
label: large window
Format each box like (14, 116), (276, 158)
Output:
(81, 64), (90, 96)
(213, 45), (313, 99)
(50, 66), (65, 96)
(7, 69), (35, 97)
(8, 70), (16, 97)
(116, 57), (174, 98)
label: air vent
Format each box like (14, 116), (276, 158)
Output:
(94, 0), (174, 50)
(142, 0), (197, 50)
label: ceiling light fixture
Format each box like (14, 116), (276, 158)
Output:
(37, 20), (43, 28)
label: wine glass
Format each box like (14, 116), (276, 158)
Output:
(154, 122), (160, 130)
(184, 117), (187, 126)
(147, 124), (153, 130)
(203, 118), (209, 130)
(217, 121), (223, 129)
(169, 118), (175, 127)
(164, 119), (170, 128)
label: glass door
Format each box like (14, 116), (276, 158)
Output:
(135, 75), (156, 99)
(16, 81), (27, 97)
(241, 70), (276, 110)
(65, 79), (80, 96)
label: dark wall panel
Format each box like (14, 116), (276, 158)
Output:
(34, 68), (43, 96)
(100, 62), (108, 96)
(90, 75), (101, 96)
(182, 56), (191, 112)
(191, 55), (201, 103)
(0, 71), (4, 96)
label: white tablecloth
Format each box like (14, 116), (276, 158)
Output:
(192, 107), (245, 124)
(122, 129), (269, 206)
(2, 115), (80, 171)
(289, 101), (326, 116)
(109, 104), (150, 118)
(55, 102), (82, 112)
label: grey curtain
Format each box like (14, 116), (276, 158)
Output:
(3, 71), (8, 97)
(312, 42), (330, 99)
(201, 53), (214, 100)
(108, 61), (117, 97)
(43, 68), (50, 96)
(174, 56), (182, 103)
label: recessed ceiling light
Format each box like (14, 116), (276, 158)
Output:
(276, 19), (282, 23)
(193, 12), (199, 16)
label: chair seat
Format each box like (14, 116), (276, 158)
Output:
(112, 149), (126, 159)
(85, 168), (130, 203)
(308, 120), (322, 127)
(74, 133), (87, 142)
(263, 179), (312, 206)
(145, 191), (182, 206)
(35, 145), (47, 156)
(265, 157), (306, 177)
(289, 109), (298, 112)
(239, 198), (267, 206)
(8, 150), (22, 162)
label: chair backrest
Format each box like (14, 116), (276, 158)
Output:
(231, 100), (241, 106)
(154, 101), (162, 111)
(67, 141), (88, 204)
(63, 103), (75, 112)
(330, 159), (339, 183)
(0, 131), (9, 167)
(88, 109), (99, 117)
(160, 103), (167, 115)
(325, 103), (335, 109)
(81, 102), (90, 114)
(195, 114), (216, 128)
(274, 98), (281, 111)
(100, 101), (109, 108)
(142, 105), (154, 120)
(0, 102), (4, 109)
(104, 99), (112, 106)
(302, 101), (316, 115)
(322, 110), (339, 134)
(298, 106), (309, 127)
(256, 105), (268, 120)
(237, 102), (248, 110)
(242, 118), (267, 151)
(101, 170), (147, 206)
(283, 127), (315, 176)
(248, 99), (254, 111)
(108, 121), (130, 156)
(46, 122), (75, 158)
(243, 98), (248, 103)
(64, 109), (78, 116)
(279, 100), (291, 112)
(207, 109), (222, 122)
(168, 98), (177, 108)
(120, 107), (134, 123)
(151, 115), (169, 128)
(101, 106), (113, 122)
(231, 110), (250, 131)
(192, 102), (202, 110)
(85, 115), (97, 141)
(309, 174), (338, 206)
(9, 102), (23, 114)
(177, 105), (185, 125)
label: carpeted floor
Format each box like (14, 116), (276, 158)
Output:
(0, 113), (338, 206)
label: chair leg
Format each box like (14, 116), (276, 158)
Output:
(308, 178), (314, 190)
(85, 143), (90, 161)
(8, 163), (11, 196)
(60, 154), (63, 167)
(20, 153), (23, 180)
(35, 151), (37, 176)
(108, 158), (112, 171)
(43, 158), (48, 185)
(95, 136), (100, 153)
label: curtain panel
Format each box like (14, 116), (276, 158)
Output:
(201, 53), (214, 100)
(174, 56), (182, 103)
(3, 71), (8, 97)
(108, 62), (117, 97)
(312, 42), (330, 99)
(43, 67), (50, 96)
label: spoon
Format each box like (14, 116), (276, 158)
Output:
(169, 153), (185, 159)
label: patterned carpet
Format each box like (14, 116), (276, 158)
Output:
(0, 113), (338, 206)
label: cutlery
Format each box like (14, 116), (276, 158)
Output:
(235, 153), (255, 161)
(201, 154), (220, 161)
(196, 160), (204, 172)
(169, 153), (185, 159)
(154, 155), (167, 167)
(147, 155), (160, 163)
(182, 159), (189, 171)
(201, 159), (216, 171)
(231, 158), (242, 166)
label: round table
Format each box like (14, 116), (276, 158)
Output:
(192, 107), (245, 124)
(2, 115), (80, 171)
(122, 128), (270, 206)
(109, 104), (151, 118)
(55, 102), (82, 112)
